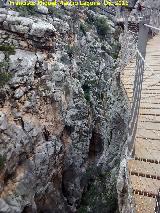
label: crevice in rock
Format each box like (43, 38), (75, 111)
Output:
(61, 164), (77, 206)
(88, 130), (104, 162)
(22, 205), (33, 213)
(0, 91), (6, 107)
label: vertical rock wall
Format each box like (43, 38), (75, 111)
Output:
(0, 5), (128, 213)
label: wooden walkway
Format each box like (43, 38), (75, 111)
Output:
(122, 34), (160, 212)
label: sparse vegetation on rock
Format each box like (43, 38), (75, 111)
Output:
(0, 72), (12, 88)
(95, 17), (110, 38)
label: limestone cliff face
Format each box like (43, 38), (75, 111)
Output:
(0, 5), (128, 213)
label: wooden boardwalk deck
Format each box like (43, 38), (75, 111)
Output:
(121, 34), (160, 212)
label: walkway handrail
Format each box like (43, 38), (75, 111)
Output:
(127, 15), (150, 156)
(144, 24), (160, 31)
(155, 189), (160, 213)
(121, 3), (160, 156)
(117, 6), (160, 212)
(136, 47), (154, 73)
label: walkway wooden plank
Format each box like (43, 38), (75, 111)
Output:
(136, 129), (160, 140)
(139, 115), (160, 122)
(133, 194), (156, 213)
(134, 138), (160, 151)
(138, 122), (160, 130)
(130, 175), (160, 196)
(139, 108), (160, 115)
(128, 159), (160, 178)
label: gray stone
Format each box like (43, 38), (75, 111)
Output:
(0, 52), (5, 62)
(14, 87), (25, 99)
(37, 5), (48, 14)
(29, 21), (56, 37)
(0, 112), (8, 130)
(0, 199), (12, 213)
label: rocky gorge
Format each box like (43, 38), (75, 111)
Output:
(0, 2), (131, 213)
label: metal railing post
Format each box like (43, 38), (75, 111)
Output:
(138, 16), (150, 57)
(127, 16), (150, 156)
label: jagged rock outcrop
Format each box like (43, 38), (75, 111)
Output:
(0, 5), (128, 213)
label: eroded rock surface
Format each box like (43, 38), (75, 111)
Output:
(0, 5), (128, 213)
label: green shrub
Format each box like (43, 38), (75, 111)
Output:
(66, 45), (74, 57)
(0, 72), (12, 88)
(95, 17), (110, 38)
(80, 23), (90, 36)
(78, 171), (118, 213)
(0, 154), (6, 170)
(111, 42), (121, 59)
(77, 206), (87, 213)
(0, 1), (3, 7)
(86, 12), (95, 25)
(66, 45), (79, 58)
(82, 83), (90, 102)
(14, 5), (38, 16)
(85, 79), (97, 86)
(80, 22), (92, 35)
(0, 45), (15, 55)
(0, 62), (5, 68)
(48, 7), (63, 18)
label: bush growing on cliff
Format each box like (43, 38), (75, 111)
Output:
(78, 170), (118, 213)
(86, 13), (110, 39)
(0, 45), (15, 55)
(0, 1), (4, 7)
(0, 44), (15, 87)
(86, 12), (95, 25)
(14, 5), (39, 16)
(95, 17), (110, 38)
(48, 7), (68, 18)
(0, 72), (12, 88)
(66, 45), (79, 58)
(82, 83), (90, 102)
(80, 23), (91, 36)
(111, 42), (121, 59)
(80, 23), (87, 36)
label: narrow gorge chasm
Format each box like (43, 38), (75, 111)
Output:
(0, 2), (130, 213)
